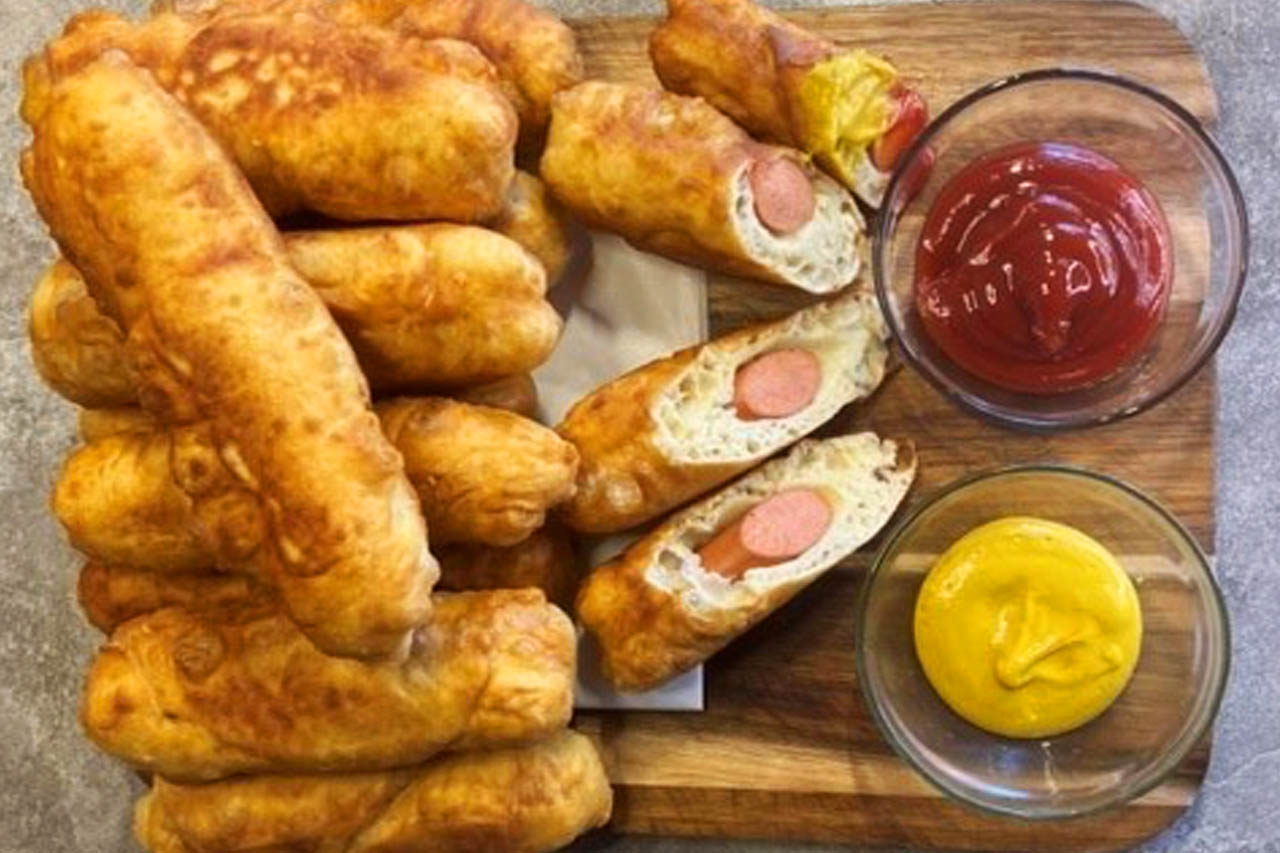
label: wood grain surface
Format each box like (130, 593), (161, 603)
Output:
(569, 2), (1216, 848)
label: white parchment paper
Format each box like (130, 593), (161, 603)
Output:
(534, 232), (706, 711)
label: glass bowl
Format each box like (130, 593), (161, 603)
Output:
(855, 466), (1229, 819)
(873, 69), (1248, 430)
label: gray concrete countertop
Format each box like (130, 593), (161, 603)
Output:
(1, 0), (1275, 850)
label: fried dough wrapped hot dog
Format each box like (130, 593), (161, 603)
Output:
(650, 0), (928, 207)
(578, 434), (916, 690)
(28, 259), (134, 408)
(379, 398), (579, 546)
(289, 225), (561, 393)
(54, 430), (213, 574)
(24, 55), (435, 659)
(77, 560), (275, 635)
(134, 731), (612, 853)
(83, 589), (575, 781)
(541, 82), (864, 292)
(542, 82), (865, 293)
(56, 400), (577, 570)
(556, 290), (888, 534)
(490, 171), (581, 286)
(23, 10), (516, 222)
(438, 523), (580, 609)
(78, 522), (580, 631)
(336, 0), (584, 141)
(30, 225), (560, 404)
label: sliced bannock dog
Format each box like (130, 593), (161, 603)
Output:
(650, 0), (928, 206)
(556, 290), (888, 534)
(541, 81), (866, 293)
(578, 434), (915, 690)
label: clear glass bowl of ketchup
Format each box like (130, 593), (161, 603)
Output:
(874, 69), (1247, 430)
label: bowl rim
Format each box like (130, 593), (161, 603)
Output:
(854, 463), (1232, 820)
(872, 67), (1250, 433)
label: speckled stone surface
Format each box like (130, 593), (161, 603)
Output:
(1, 0), (1275, 850)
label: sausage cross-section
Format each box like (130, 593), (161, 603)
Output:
(733, 348), (823, 420)
(697, 489), (833, 579)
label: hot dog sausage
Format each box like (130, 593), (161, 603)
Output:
(733, 348), (822, 420)
(696, 488), (832, 579)
(870, 86), (929, 172)
(748, 157), (816, 234)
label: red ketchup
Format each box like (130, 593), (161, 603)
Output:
(914, 142), (1172, 393)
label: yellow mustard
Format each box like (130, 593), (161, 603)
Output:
(797, 50), (896, 186)
(913, 516), (1142, 739)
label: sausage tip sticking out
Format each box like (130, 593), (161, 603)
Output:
(697, 488), (832, 579)
(870, 86), (930, 172)
(748, 157), (816, 234)
(734, 347), (822, 420)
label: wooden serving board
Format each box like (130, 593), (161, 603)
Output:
(569, 2), (1217, 849)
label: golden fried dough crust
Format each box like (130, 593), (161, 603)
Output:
(24, 9), (516, 222)
(348, 730), (612, 852)
(133, 731), (611, 853)
(54, 430), (211, 575)
(24, 55), (434, 659)
(21, 11), (194, 125)
(576, 435), (916, 689)
(555, 344), (739, 534)
(338, 0), (584, 138)
(649, 0), (830, 145)
(83, 590), (576, 781)
(171, 13), (516, 220)
(540, 81), (815, 284)
(378, 399), (579, 546)
(57, 398), (573, 573)
(437, 522), (580, 609)
(77, 561), (275, 635)
(651, 0), (913, 201)
(34, 223), (560, 405)
(556, 291), (888, 534)
(28, 259), (135, 409)
(453, 374), (539, 418)
(489, 171), (581, 286)
(76, 407), (157, 442)
(289, 225), (561, 392)
(136, 767), (414, 853)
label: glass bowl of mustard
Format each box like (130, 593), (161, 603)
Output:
(855, 465), (1229, 819)
(874, 68), (1248, 431)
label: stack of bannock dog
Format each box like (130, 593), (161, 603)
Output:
(20, 0), (924, 848)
